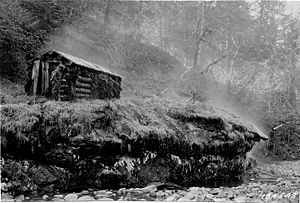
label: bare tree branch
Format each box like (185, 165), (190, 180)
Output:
(194, 1), (214, 35)
(200, 54), (228, 74)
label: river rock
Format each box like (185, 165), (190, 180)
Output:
(42, 195), (49, 200)
(96, 197), (114, 201)
(227, 191), (235, 199)
(178, 190), (187, 196)
(1, 193), (14, 201)
(214, 198), (227, 202)
(106, 191), (116, 197)
(51, 198), (65, 202)
(79, 190), (90, 195)
(251, 182), (261, 188)
(54, 194), (64, 199)
(29, 165), (59, 185)
(95, 194), (105, 199)
(123, 197), (132, 201)
(130, 189), (145, 197)
(195, 195), (205, 202)
(187, 187), (200, 196)
(141, 184), (157, 193)
(95, 191), (115, 199)
(268, 184), (277, 192)
(116, 188), (126, 196)
(209, 188), (221, 195)
(63, 193), (78, 201)
(164, 190), (173, 196)
(165, 194), (181, 201)
(77, 195), (95, 201)
(204, 193), (214, 200)
(177, 196), (195, 202)
(218, 191), (226, 198)
(252, 187), (260, 193)
(234, 196), (248, 202)
(155, 190), (168, 199)
(149, 191), (156, 198)
(184, 191), (197, 200)
(94, 190), (107, 196)
(95, 193), (115, 199)
(1, 183), (8, 192)
(15, 194), (25, 202)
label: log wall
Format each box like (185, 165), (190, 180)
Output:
(51, 64), (121, 101)
(29, 52), (122, 101)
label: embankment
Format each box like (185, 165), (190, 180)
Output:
(0, 98), (267, 195)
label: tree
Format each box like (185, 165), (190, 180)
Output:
(0, 0), (92, 81)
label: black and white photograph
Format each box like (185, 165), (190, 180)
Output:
(0, 0), (300, 202)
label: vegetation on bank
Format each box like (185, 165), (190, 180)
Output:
(1, 97), (266, 192)
(264, 107), (300, 160)
(1, 97), (265, 158)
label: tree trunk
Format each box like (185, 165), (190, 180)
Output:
(192, 2), (205, 70)
(287, 61), (297, 106)
(224, 13), (234, 92)
(159, 7), (163, 50)
(103, 0), (114, 30)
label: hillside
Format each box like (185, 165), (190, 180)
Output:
(45, 26), (186, 98)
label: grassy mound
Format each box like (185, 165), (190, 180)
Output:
(1, 98), (267, 192)
(1, 98), (265, 158)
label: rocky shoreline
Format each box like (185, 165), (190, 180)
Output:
(2, 177), (300, 202)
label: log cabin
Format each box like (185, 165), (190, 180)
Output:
(25, 50), (122, 101)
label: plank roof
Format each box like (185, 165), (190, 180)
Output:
(41, 50), (121, 78)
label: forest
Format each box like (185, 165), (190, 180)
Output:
(1, 0), (299, 158)
(0, 0), (300, 202)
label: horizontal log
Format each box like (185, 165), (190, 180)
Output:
(75, 88), (91, 94)
(76, 93), (92, 98)
(59, 95), (69, 99)
(75, 81), (91, 89)
(78, 75), (93, 83)
(60, 85), (69, 89)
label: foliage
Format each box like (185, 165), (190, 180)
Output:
(1, 0), (299, 160)
(1, 159), (37, 195)
(0, 0), (92, 81)
(0, 0), (39, 80)
(264, 105), (300, 160)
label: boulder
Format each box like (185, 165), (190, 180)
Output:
(14, 194), (25, 202)
(1, 193), (14, 201)
(63, 193), (78, 201)
(77, 195), (95, 201)
(96, 197), (114, 201)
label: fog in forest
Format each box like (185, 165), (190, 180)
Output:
(1, 1), (300, 201)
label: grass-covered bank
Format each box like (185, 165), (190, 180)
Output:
(1, 98), (267, 195)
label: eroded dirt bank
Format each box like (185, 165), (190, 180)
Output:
(1, 98), (267, 195)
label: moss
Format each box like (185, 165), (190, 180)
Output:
(1, 97), (267, 190)
(1, 98), (263, 157)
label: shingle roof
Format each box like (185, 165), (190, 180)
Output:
(43, 50), (121, 78)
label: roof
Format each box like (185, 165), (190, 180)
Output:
(41, 50), (121, 78)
